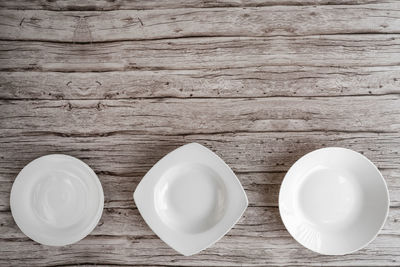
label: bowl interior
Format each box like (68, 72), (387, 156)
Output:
(280, 148), (389, 255)
(154, 163), (227, 234)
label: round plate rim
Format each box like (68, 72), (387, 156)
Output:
(10, 154), (104, 246)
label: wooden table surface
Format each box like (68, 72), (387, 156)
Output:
(0, 0), (400, 266)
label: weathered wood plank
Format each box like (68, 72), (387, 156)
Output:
(0, 4), (399, 42)
(1, 97), (399, 135)
(0, 237), (398, 266)
(0, 133), (399, 212)
(0, 0), (395, 11)
(1, 66), (400, 99)
(1, 35), (399, 72)
(2, 132), (398, 174)
(0, 206), (399, 266)
(0, 235), (398, 266)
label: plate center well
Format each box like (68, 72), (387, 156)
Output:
(31, 170), (88, 228)
(296, 167), (362, 229)
(154, 163), (227, 234)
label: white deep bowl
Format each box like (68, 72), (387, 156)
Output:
(134, 143), (248, 256)
(279, 147), (390, 255)
(10, 154), (104, 246)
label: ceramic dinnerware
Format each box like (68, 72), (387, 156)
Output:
(10, 154), (104, 246)
(134, 143), (248, 256)
(279, 147), (390, 255)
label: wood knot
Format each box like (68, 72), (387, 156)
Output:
(73, 17), (92, 43)
(65, 102), (73, 111)
(96, 102), (105, 111)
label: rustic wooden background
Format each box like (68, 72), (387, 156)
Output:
(0, 0), (399, 266)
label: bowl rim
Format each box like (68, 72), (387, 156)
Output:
(279, 147), (390, 255)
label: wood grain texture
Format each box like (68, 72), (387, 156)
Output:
(2, 97), (400, 135)
(0, 4), (399, 43)
(1, 66), (400, 99)
(0, 0), (397, 10)
(1, 35), (400, 72)
(0, 0), (399, 266)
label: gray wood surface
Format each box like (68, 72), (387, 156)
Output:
(0, 0), (399, 266)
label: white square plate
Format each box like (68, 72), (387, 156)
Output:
(134, 143), (248, 256)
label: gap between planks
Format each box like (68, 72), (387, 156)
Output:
(1, 93), (400, 101)
(0, 32), (399, 45)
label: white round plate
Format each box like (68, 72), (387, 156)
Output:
(10, 154), (104, 246)
(279, 147), (389, 255)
